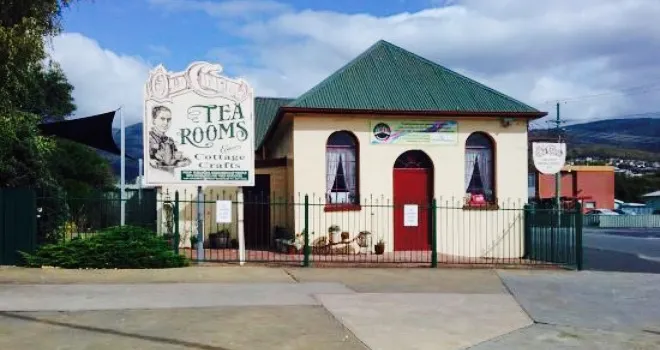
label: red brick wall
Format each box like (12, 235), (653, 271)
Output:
(537, 170), (614, 210)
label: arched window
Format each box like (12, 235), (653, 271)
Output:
(326, 131), (359, 205)
(465, 132), (495, 203)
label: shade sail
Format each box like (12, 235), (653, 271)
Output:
(38, 111), (121, 156)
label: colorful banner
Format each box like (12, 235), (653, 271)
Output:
(369, 120), (458, 145)
(143, 61), (255, 186)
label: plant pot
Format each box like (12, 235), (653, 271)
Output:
(208, 234), (220, 249)
(328, 230), (340, 244)
(374, 244), (385, 255)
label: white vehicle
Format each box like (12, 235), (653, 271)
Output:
(585, 208), (620, 216)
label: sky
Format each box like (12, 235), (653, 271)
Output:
(48, 0), (660, 127)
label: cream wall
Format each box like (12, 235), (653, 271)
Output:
(157, 185), (240, 248)
(291, 114), (529, 258)
(255, 166), (291, 233)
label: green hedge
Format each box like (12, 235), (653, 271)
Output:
(20, 226), (189, 269)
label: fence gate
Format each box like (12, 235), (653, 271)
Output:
(524, 204), (583, 270)
(0, 188), (37, 265)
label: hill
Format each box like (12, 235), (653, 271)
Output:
(530, 118), (660, 161)
(102, 123), (143, 183)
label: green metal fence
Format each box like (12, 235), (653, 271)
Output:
(523, 203), (583, 270)
(0, 189), (37, 265)
(167, 190), (583, 269)
(1, 188), (583, 269)
(34, 189), (158, 245)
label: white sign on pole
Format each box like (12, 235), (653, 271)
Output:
(404, 204), (418, 227)
(143, 62), (255, 186)
(532, 142), (567, 175)
(215, 200), (232, 223)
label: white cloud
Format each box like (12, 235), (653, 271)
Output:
(46, 33), (151, 125)
(201, 0), (660, 123)
(52, 0), (660, 129)
(148, 0), (290, 18)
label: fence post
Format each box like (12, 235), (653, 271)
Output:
(173, 191), (180, 254)
(522, 204), (530, 259)
(575, 202), (583, 270)
(303, 194), (310, 267)
(431, 198), (438, 268)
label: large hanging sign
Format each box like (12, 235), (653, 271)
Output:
(369, 120), (458, 145)
(532, 142), (566, 175)
(143, 61), (255, 186)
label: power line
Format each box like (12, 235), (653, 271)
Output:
(542, 81), (660, 104)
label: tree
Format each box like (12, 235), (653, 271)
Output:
(0, 0), (76, 111)
(24, 61), (76, 121)
(615, 173), (660, 203)
(0, 0), (78, 189)
(0, 111), (57, 188)
(1, 0), (111, 193)
(0, 1), (116, 243)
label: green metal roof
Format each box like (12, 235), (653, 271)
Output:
(287, 40), (540, 113)
(255, 97), (294, 149)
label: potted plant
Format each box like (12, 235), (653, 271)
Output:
(374, 239), (385, 255)
(328, 225), (340, 243)
(208, 233), (220, 248)
(218, 229), (230, 247)
(190, 235), (199, 249)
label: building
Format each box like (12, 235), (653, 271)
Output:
(533, 165), (615, 211)
(642, 191), (660, 212)
(162, 40), (547, 258)
(614, 200), (653, 215)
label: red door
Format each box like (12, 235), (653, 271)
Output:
(393, 169), (431, 251)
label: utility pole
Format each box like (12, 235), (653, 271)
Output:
(555, 102), (561, 210)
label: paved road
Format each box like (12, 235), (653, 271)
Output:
(583, 228), (660, 273)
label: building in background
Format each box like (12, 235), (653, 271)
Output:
(642, 191), (660, 213)
(614, 200), (653, 215)
(533, 165), (615, 212)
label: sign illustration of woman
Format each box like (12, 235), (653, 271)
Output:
(148, 105), (191, 172)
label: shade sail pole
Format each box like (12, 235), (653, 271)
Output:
(120, 106), (126, 226)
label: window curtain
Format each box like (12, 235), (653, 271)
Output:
(476, 149), (493, 200)
(326, 149), (340, 202)
(340, 148), (357, 202)
(465, 151), (478, 192)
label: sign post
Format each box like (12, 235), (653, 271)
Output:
(533, 141), (567, 251)
(143, 61), (254, 264)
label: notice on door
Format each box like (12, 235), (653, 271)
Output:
(216, 200), (232, 223)
(404, 204), (418, 227)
